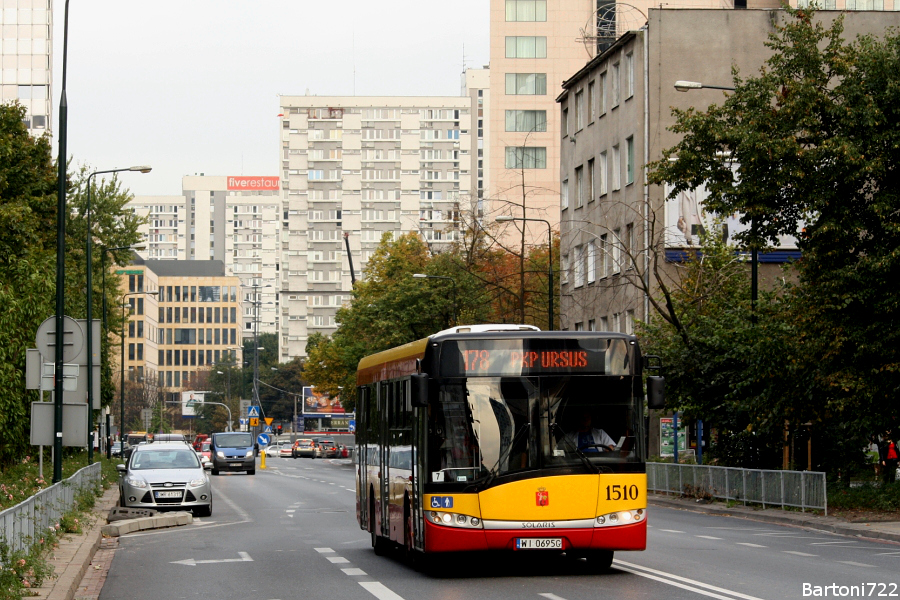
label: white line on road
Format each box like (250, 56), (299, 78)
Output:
(735, 543), (767, 548)
(342, 568), (367, 576)
(614, 559), (766, 600)
(658, 529), (685, 533)
(782, 551), (817, 557)
(539, 594), (569, 600)
(695, 535), (722, 540)
(837, 561), (875, 567)
(314, 547), (334, 553)
(326, 556), (350, 564)
(809, 541), (859, 545)
(170, 552), (253, 566)
(359, 581), (406, 600)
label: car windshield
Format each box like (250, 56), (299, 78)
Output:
(201, 442), (210, 451)
(296, 439), (313, 446)
(215, 433), (253, 447)
(426, 375), (643, 485)
(131, 449), (201, 470)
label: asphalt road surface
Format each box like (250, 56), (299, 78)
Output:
(100, 455), (900, 600)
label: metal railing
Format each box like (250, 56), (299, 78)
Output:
(647, 462), (827, 515)
(0, 463), (102, 554)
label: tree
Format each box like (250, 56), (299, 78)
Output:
(647, 8), (900, 467)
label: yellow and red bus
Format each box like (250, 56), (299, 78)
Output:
(356, 326), (665, 570)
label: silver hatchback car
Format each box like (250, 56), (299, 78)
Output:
(117, 442), (213, 517)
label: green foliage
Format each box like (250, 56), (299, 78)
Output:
(828, 482), (900, 513)
(645, 9), (900, 472)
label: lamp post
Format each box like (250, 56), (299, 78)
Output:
(85, 168), (150, 463)
(496, 216), (554, 330)
(120, 291), (157, 443)
(672, 81), (757, 314)
(412, 274), (457, 326)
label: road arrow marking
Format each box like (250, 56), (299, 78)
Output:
(171, 552), (253, 566)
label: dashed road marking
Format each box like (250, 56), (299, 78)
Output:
(837, 561), (875, 568)
(326, 556), (350, 564)
(736, 543), (766, 548)
(783, 551), (817, 557)
(342, 567), (367, 576)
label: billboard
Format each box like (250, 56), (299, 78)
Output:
(302, 386), (345, 416)
(227, 176), (279, 191)
(664, 181), (800, 250)
(181, 391), (206, 418)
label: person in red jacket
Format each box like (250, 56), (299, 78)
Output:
(879, 436), (898, 484)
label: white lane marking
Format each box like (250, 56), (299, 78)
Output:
(875, 551), (900, 555)
(171, 552), (253, 566)
(695, 535), (722, 540)
(614, 560), (766, 600)
(359, 581), (406, 600)
(837, 561), (875, 567)
(211, 485), (253, 522)
(342, 568), (367, 576)
(539, 594), (569, 600)
(809, 541), (858, 545)
(286, 510), (296, 513)
(783, 551), (817, 557)
(314, 547), (334, 553)
(659, 529), (685, 533)
(327, 556), (350, 563)
(736, 543), (767, 548)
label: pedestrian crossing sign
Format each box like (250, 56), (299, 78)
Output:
(247, 406), (260, 417)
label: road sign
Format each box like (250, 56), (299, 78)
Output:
(264, 425), (273, 433)
(247, 406), (260, 417)
(249, 417), (259, 427)
(348, 419), (356, 433)
(35, 315), (84, 363)
(257, 433), (270, 446)
(264, 417), (273, 426)
(239, 418), (248, 425)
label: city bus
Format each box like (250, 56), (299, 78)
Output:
(355, 325), (665, 570)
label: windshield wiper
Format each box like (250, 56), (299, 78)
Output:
(466, 422), (531, 491)
(552, 422), (599, 475)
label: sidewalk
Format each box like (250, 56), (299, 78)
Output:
(649, 493), (900, 544)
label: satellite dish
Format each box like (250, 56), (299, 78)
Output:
(577, 3), (648, 59)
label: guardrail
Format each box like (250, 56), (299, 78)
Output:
(647, 462), (827, 515)
(0, 462), (102, 554)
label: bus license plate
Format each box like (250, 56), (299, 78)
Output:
(155, 491), (182, 499)
(515, 538), (562, 550)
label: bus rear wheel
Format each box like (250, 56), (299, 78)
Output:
(370, 496), (389, 556)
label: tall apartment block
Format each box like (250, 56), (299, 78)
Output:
(129, 175), (281, 347)
(487, 0), (596, 244)
(0, 0), (52, 136)
(277, 96), (473, 360)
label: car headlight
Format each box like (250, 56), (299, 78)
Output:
(189, 477), (207, 487)
(595, 508), (644, 527)
(245, 450), (254, 457)
(216, 451), (225, 458)
(124, 476), (148, 489)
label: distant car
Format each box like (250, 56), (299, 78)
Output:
(110, 441), (130, 457)
(279, 443), (294, 458)
(198, 441), (212, 464)
(264, 443), (282, 457)
(317, 439), (339, 458)
(117, 442), (212, 517)
(209, 431), (256, 475)
(292, 438), (316, 459)
(154, 433), (189, 444)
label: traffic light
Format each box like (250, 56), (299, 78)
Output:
(277, 425), (282, 434)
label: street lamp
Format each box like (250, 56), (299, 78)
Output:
(85, 167), (150, 463)
(120, 291), (158, 444)
(496, 216), (554, 330)
(671, 81), (758, 314)
(412, 274), (458, 326)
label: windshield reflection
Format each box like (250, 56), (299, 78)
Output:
(427, 376), (642, 485)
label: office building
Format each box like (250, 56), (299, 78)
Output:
(277, 95), (473, 360)
(0, 0), (52, 137)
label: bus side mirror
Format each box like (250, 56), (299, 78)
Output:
(411, 373), (429, 408)
(647, 376), (666, 410)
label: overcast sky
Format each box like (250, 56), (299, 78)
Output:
(52, 1), (490, 196)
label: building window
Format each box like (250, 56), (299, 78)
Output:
(505, 110), (547, 132)
(625, 310), (635, 335)
(625, 223), (634, 270)
(505, 0), (547, 20)
(561, 254), (569, 284)
(625, 52), (635, 99)
(574, 166), (584, 208)
(612, 228), (621, 273)
(587, 241), (596, 283)
(574, 245), (584, 287)
(626, 136), (635, 185)
(599, 234), (609, 279)
(588, 319), (596, 331)
(599, 151), (608, 196)
(588, 81), (596, 123)
(575, 90), (584, 131)
(599, 72), (607, 115)
(612, 145), (621, 191)
(505, 147), (547, 169)
(612, 62), (620, 107)
(561, 179), (569, 210)
(587, 158), (595, 203)
(562, 108), (568, 137)
(505, 73), (548, 95)
(505, 36), (547, 59)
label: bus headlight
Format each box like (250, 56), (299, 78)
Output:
(428, 510), (483, 529)
(595, 509), (645, 527)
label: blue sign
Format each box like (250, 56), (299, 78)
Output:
(239, 418), (248, 425)
(430, 496), (453, 509)
(257, 433), (270, 446)
(348, 419), (356, 433)
(248, 406), (260, 417)
(264, 426), (273, 433)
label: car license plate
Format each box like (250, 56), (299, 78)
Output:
(154, 491), (182, 499)
(229, 462), (242, 467)
(515, 538), (562, 550)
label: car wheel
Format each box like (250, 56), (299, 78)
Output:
(194, 501), (212, 518)
(248, 469), (256, 475)
(211, 467), (219, 475)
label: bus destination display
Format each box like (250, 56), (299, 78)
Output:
(441, 339), (623, 377)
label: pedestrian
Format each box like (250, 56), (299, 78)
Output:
(880, 435), (899, 484)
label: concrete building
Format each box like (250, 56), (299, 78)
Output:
(0, 0), (52, 137)
(463, 68), (491, 222)
(277, 95), (473, 361)
(129, 175), (281, 345)
(556, 8), (900, 334)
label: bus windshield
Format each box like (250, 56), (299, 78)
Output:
(427, 375), (643, 485)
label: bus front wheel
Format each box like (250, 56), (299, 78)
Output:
(583, 550), (614, 572)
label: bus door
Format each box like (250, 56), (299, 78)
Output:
(410, 379), (426, 551)
(356, 385), (369, 531)
(378, 381), (391, 536)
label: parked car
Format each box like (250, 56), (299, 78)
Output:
(209, 431), (257, 475)
(110, 441), (130, 457)
(317, 439), (339, 458)
(292, 438), (317, 459)
(116, 442), (212, 517)
(264, 443), (282, 457)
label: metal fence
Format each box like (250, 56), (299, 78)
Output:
(647, 463), (827, 515)
(0, 463), (102, 554)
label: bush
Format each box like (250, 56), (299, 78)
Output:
(827, 481), (900, 512)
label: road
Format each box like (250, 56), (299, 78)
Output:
(100, 456), (900, 600)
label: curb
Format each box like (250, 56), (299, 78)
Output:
(101, 511), (193, 537)
(648, 495), (900, 544)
